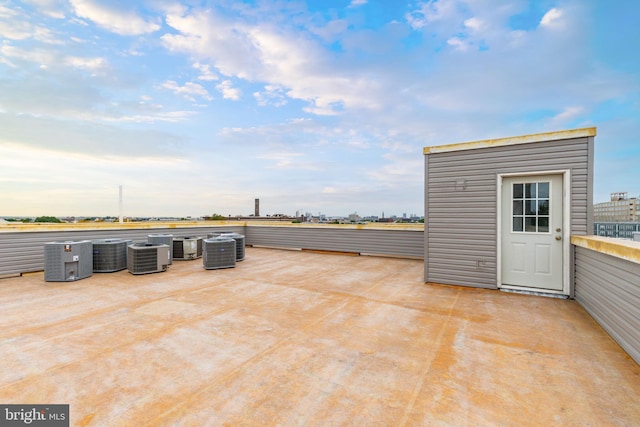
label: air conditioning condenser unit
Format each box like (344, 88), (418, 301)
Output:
(92, 238), (131, 272)
(128, 243), (170, 275)
(44, 240), (93, 282)
(203, 237), (236, 270)
(173, 236), (203, 260)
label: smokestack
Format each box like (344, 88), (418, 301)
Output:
(119, 185), (123, 224)
(255, 198), (260, 217)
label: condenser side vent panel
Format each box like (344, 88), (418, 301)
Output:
(148, 234), (174, 264)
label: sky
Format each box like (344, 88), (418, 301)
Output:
(1, 0), (639, 218)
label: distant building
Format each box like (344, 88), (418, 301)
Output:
(377, 217), (395, 223)
(594, 192), (640, 222)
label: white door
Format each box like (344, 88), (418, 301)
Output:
(501, 175), (564, 291)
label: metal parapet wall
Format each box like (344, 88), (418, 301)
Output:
(572, 236), (640, 365)
(0, 222), (424, 276)
(247, 224), (423, 258)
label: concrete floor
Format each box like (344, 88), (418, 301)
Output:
(1, 247), (639, 426)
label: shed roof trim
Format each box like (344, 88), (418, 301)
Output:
(423, 127), (596, 155)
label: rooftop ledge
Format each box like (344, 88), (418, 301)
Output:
(423, 127), (596, 155)
(0, 221), (424, 233)
(571, 235), (640, 265)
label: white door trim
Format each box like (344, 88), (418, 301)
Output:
(497, 170), (571, 295)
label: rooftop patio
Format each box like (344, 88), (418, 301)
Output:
(1, 247), (638, 425)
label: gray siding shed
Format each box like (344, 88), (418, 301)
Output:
(424, 128), (595, 290)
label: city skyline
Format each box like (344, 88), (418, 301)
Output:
(1, 1), (639, 217)
(0, 200), (425, 221)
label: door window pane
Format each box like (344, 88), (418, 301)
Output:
(513, 217), (523, 232)
(538, 217), (549, 232)
(538, 182), (549, 198)
(525, 183), (536, 198)
(525, 217), (537, 232)
(513, 184), (523, 199)
(538, 200), (549, 215)
(513, 200), (523, 215)
(512, 181), (551, 233)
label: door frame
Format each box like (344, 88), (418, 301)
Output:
(497, 169), (571, 295)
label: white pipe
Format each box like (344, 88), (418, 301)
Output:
(119, 185), (123, 223)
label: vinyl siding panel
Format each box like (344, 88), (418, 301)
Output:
(574, 246), (640, 365)
(245, 226), (423, 258)
(425, 137), (591, 289)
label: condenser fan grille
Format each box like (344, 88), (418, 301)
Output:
(92, 239), (130, 272)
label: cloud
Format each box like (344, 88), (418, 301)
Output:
(308, 18), (349, 42)
(392, 0), (628, 125)
(540, 8), (564, 29)
(549, 106), (585, 124)
(447, 37), (470, 51)
(161, 9), (261, 79)
(254, 85), (288, 107)
(21, 0), (68, 19)
(161, 7), (384, 115)
(464, 17), (484, 31)
(193, 62), (218, 81)
(70, 0), (160, 35)
(0, 9), (68, 52)
(0, 7), (35, 40)
(160, 80), (213, 102)
(64, 55), (108, 72)
(405, 1), (528, 53)
(406, 0), (459, 29)
(216, 80), (241, 100)
(113, 110), (197, 124)
(0, 45), (56, 68)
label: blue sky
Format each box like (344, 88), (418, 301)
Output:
(1, 0), (638, 218)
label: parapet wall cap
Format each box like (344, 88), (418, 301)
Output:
(571, 235), (640, 265)
(423, 127), (596, 155)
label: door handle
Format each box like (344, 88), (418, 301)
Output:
(555, 236), (562, 240)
